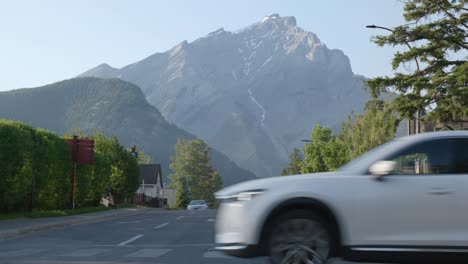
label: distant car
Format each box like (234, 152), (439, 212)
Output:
(186, 200), (208, 210)
(215, 131), (468, 264)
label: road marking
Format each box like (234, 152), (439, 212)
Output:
(115, 221), (141, 224)
(207, 219), (215, 222)
(118, 234), (144, 246)
(154, 223), (169, 229)
(126, 248), (171, 258)
(176, 216), (184, 220)
(60, 249), (108, 257)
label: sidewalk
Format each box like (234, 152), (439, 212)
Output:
(0, 207), (153, 240)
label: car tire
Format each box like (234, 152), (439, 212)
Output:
(266, 210), (333, 264)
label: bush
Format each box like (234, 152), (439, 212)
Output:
(0, 120), (140, 213)
(0, 120), (72, 212)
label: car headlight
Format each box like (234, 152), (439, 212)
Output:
(236, 190), (265, 201)
(217, 189), (265, 202)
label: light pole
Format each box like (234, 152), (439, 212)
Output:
(366, 24), (421, 135)
(301, 139), (313, 143)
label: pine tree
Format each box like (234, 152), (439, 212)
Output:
(281, 148), (304, 176)
(366, 0), (467, 127)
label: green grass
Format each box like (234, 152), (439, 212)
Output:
(0, 206), (113, 220)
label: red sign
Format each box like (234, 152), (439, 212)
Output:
(77, 148), (94, 164)
(67, 138), (95, 164)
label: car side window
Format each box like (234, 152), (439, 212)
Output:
(389, 139), (455, 175)
(454, 138), (468, 174)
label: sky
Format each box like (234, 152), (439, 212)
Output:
(0, 0), (407, 92)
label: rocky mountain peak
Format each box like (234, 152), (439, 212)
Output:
(79, 63), (119, 78)
(79, 14), (365, 177)
(260, 14), (297, 28)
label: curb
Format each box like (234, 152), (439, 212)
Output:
(0, 208), (152, 240)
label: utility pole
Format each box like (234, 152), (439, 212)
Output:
(70, 135), (78, 209)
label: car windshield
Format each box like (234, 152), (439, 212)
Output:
(189, 200), (206, 205)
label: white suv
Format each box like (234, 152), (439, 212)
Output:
(215, 131), (468, 264)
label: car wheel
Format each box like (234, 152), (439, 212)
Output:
(267, 210), (332, 264)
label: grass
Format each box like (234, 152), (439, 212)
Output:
(0, 206), (113, 220)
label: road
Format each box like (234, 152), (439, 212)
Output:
(0, 209), (364, 264)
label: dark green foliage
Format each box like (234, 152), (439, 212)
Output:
(65, 132), (140, 207)
(0, 120), (71, 212)
(281, 148), (304, 176)
(0, 120), (139, 213)
(366, 0), (467, 126)
(338, 100), (399, 163)
(301, 100), (398, 173)
(301, 125), (345, 173)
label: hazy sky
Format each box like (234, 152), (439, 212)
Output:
(0, 0), (407, 91)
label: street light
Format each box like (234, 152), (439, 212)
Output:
(366, 24), (421, 134)
(301, 139), (313, 143)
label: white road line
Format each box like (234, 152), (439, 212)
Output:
(118, 234), (144, 246)
(176, 216), (184, 220)
(207, 219), (215, 222)
(154, 223), (169, 229)
(115, 221), (141, 224)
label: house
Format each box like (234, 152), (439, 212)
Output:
(135, 164), (163, 206)
(408, 118), (468, 135)
(161, 188), (177, 208)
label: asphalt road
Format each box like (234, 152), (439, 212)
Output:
(0, 209), (365, 264)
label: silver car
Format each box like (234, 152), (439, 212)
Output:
(186, 200), (208, 210)
(215, 131), (468, 264)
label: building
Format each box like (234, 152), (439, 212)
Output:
(135, 164), (163, 206)
(409, 118), (468, 135)
(161, 188), (177, 208)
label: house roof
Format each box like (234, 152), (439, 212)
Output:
(139, 164), (163, 188)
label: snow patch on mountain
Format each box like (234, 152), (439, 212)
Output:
(244, 62), (252, 76)
(232, 70), (238, 80)
(260, 56), (273, 69)
(248, 89), (266, 127)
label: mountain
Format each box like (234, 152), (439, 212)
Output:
(81, 14), (373, 177)
(0, 77), (257, 186)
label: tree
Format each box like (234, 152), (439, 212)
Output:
(300, 101), (398, 174)
(64, 132), (140, 207)
(301, 125), (345, 173)
(281, 148), (304, 176)
(204, 170), (222, 207)
(169, 139), (223, 208)
(366, 0), (468, 127)
(338, 100), (399, 163)
(137, 150), (153, 165)
(91, 134), (140, 204)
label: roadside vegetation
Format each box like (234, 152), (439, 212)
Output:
(0, 120), (140, 213)
(168, 139), (223, 208)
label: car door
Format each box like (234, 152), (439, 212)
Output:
(449, 137), (468, 246)
(347, 138), (468, 248)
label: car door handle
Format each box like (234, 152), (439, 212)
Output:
(428, 188), (454, 195)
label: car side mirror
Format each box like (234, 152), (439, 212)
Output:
(369, 161), (396, 180)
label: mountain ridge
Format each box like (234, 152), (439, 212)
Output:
(80, 14), (372, 177)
